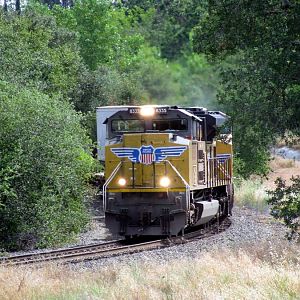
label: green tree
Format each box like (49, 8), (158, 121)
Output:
(122, 0), (205, 59)
(132, 45), (180, 103)
(0, 81), (94, 250)
(0, 8), (82, 99)
(52, 0), (144, 71)
(131, 46), (218, 108)
(192, 0), (300, 177)
(170, 53), (219, 108)
(49, 0), (145, 118)
(72, 65), (140, 112)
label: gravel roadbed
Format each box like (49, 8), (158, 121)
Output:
(71, 206), (298, 270)
(6, 206), (297, 266)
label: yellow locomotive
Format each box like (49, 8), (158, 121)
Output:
(96, 105), (233, 237)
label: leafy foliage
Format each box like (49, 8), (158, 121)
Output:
(0, 82), (94, 250)
(72, 65), (142, 112)
(132, 46), (218, 107)
(268, 177), (300, 240)
(0, 8), (82, 98)
(192, 0), (300, 177)
(52, 0), (144, 71)
(122, 0), (206, 59)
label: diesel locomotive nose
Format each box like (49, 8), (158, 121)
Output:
(98, 106), (233, 237)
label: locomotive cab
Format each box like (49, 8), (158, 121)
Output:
(105, 107), (199, 140)
(97, 105), (233, 237)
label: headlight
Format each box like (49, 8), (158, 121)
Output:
(118, 178), (126, 186)
(160, 176), (170, 187)
(140, 105), (155, 117)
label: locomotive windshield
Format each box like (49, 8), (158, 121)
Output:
(152, 119), (188, 131)
(111, 119), (144, 133)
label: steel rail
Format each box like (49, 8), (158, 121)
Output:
(0, 240), (124, 265)
(0, 217), (231, 266)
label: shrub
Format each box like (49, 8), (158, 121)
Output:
(267, 176), (300, 240)
(0, 81), (94, 250)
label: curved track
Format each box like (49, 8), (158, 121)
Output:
(0, 217), (231, 266)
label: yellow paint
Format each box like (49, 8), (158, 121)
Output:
(216, 140), (233, 179)
(105, 133), (190, 191)
(105, 134), (233, 192)
(216, 140), (233, 156)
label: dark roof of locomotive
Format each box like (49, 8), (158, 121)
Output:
(98, 105), (228, 127)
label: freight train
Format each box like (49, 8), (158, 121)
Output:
(96, 105), (233, 237)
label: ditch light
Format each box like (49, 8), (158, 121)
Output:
(118, 178), (126, 186)
(160, 176), (170, 188)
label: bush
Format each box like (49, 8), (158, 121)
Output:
(0, 81), (94, 250)
(267, 176), (300, 240)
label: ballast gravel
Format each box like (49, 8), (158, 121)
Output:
(70, 206), (294, 270)
(7, 206), (296, 266)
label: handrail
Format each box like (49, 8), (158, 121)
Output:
(207, 157), (232, 187)
(165, 160), (191, 214)
(103, 162), (122, 212)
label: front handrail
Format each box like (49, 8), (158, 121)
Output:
(165, 160), (191, 214)
(103, 162), (122, 212)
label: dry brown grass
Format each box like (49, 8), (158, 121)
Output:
(1, 243), (300, 300)
(270, 156), (296, 169)
(291, 144), (300, 151)
(265, 156), (300, 189)
(235, 156), (300, 209)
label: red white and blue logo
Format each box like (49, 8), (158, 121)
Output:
(140, 145), (155, 164)
(111, 145), (187, 165)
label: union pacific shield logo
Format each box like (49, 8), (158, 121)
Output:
(111, 145), (187, 164)
(140, 145), (155, 165)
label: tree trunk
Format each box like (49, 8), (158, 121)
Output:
(3, 0), (8, 12)
(16, 0), (21, 14)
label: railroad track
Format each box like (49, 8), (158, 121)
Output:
(0, 217), (231, 266)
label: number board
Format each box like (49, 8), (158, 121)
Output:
(155, 107), (168, 114)
(128, 107), (168, 114)
(128, 108), (140, 114)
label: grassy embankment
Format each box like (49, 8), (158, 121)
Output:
(234, 156), (300, 212)
(1, 243), (300, 300)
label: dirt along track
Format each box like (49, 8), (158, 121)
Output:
(0, 217), (231, 267)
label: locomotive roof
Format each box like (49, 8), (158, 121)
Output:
(96, 105), (228, 125)
(177, 109), (203, 122)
